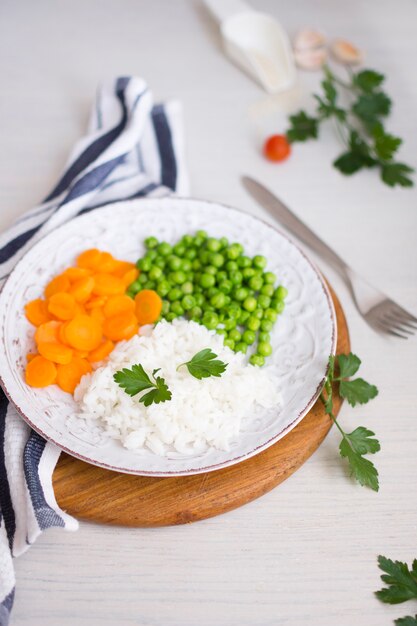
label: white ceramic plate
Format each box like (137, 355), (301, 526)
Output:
(0, 198), (336, 476)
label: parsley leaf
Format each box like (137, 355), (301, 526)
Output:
(286, 111), (318, 142)
(333, 151), (368, 175)
(339, 378), (379, 407)
(339, 440), (379, 491)
(177, 348), (227, 380)
(337, 353), (361, 378)
(373, 124), (402, 160)
(341, 427), (380, 455)
(113, 365), (172, 406)
(395, 616), (417, 625)
(352, 91), (392, 122)
(375, 556), (417, 604)
(353, 69), (385, 93)
(381, 162), (415, 188)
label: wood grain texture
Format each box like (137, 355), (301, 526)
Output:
(52, 286), (349, 527)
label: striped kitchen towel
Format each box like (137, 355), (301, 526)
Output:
(0, 76), (189, 626)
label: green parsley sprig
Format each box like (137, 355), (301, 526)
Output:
(375, 555), (417, 625)
(321, 352), (380, 490)
(177, 348), (228, 380)
(113, 364), (172, 406)
(286, 65), (414, 188)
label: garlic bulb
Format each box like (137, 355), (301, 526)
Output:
(293, 29), (327, 70)
(331, 39), (363, 65)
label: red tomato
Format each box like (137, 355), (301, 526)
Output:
(263, 134), (291, 162)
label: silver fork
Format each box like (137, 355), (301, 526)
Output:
(242, 176), (417, 339)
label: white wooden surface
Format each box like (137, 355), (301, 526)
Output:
(1, 1), (417, 624)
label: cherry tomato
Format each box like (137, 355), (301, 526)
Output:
(263, 134), (291, 162)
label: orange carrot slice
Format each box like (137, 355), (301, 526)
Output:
(87, 339), (114, 363)
(134, 290), (162, 325)
(25, 356), (57, 388)
(93, 273), (125, 296)
(69, 276), (95, 303)
(103, 312), (138, 342)
(121, 268), (139, 287)
(56, 357), (92, 394)
(37, 341), (73, 365)
(65, 315), (103, 351)
(26, 353), (38, 362)
(84, 296), (107, 310)
(89, 306), (106, 326)
(63, 267), (93, 282)
(113, 261), (137, 278)
(76, 248), (102, 270)
(48, 292), (77, 320)
(25, 299), (51, 326)
(103, 295), (135, 318)
(95, 252), (120, 273)
(45, 274), (70, 298)
(35, 321), (62, 345)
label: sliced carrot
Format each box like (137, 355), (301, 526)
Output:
(58, 322), (70, 345)
(56, 357), (92, 394)
(113, 261), (137, 278)
(84, 296), (107, 310)
(76, 248), (102, 270)
(93, 273), (125, 296)
(103, 312), (138, 342)
(121, 268), (139, 288)
(48, 292), (77, 320)
(69, 276), (95, 303)
(25, 356), (57, 388)
(35, 321), (62, 345)
(45, 274), (70, 298)
(87, 339), (114, 363)
(65, 315), (103, 351)
(73, 349), (89, 359)
(37, 341), (73, 365)
(25, 299), (51, 326)
(134, 290), (162, 325)
(95, 251), (120, 273)
(89, 306), (106, 326)
(103, 295), (135, 318)
(26, 353), (38, 362)
(63, 267), (93, 282)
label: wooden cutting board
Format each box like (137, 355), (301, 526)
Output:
(53, 285), (349, 527)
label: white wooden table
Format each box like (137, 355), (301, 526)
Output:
(1, 1), (417, 624)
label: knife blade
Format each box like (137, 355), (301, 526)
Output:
(241, 175), (348, 276)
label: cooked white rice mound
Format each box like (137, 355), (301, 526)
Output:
(74, 319), (281, 456)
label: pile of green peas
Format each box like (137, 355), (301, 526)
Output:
(127, 231), (288, 366)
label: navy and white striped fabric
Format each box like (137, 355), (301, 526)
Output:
(0, 76), (188, 626)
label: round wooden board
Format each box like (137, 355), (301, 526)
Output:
(53, 285), (349, 527)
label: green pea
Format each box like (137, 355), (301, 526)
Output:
(207, 238), (221, 252)
(242, 267), (256, 280)
(260, 284), (274, 297)
(258, 295), (271, 309)
(129, 279), (142, 293)
(144, 280), (156, 290)
(181, 281), (193, 295)
(149, 267), (162, 281)
(156, 280), (171, 297)
(204, 265), (217, 276)
(253, 255), (267, 269)
(194, 293), (204, 307)
(242, 329), (256, 345)
(167, 255), (181, 271)
(171, 301), (184, 316)
(172, 270), (186, 285)
(223, 295), (231, 307)
(263, 271), (276, 284)
(180, 259), (192, 272)
(173, 243), (186, 257)
(258, 331), (270, 343)
(153, 258), (165, 270)
(264, 308), (277, 322)
(247, 316), (261, 331)
(192, 259), (202, 271)
(238, 255), (251, 268)
(199, 250), (210, 264)
(226, 244), (241, 260)
(138, 273), (148, 284)
(211, 292), (227, 309)
(258, 341), (272, 357)
(229, 270), (243, 285)
(225, 260), (238, 272)
(243, 296), (257, 312)
(223, 316), (237, 331)
(167, 287), (182, 301)
(235, 342), (247, 354)
(218, 280), (233, 294)
(157, 242), (172, 257)
(193, 235), (205, 247)
(207, 287), (219, 298)
(223, 338), (235, 350)
(210, 252), (225, 268)
(181, 234), (193, 246)
(216, 328), (227, 337)
(181, 295), (195, 311)
(249, 354), (265, 367)
(234, 287), (248, 301)
(202, 311), (219, 330)
(188, 306), (203, 320)
(275, 285), (288, 300)
(249, 275), (263, 291)
(166, 312), (177, 322)
(145, 249), (158, 261)
(261, 320), (273, 332)
(161, 300), (170, 315)
(237, 310), (250, 325)
(144, 236), (158, 249)
(272, 299), (285, 314)
(253, 308), (264, 319)
(219, 237), (228, 248)
(228, 329), (242, 342)
(196, 229), (208, 240)
(137, 257), (152, 272)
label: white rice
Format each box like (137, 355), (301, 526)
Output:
(74, 319), (281, 456)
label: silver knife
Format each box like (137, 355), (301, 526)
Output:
(241, 175), (348, 278)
